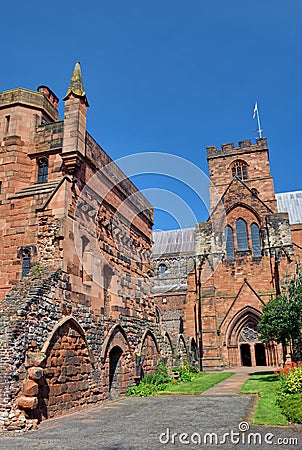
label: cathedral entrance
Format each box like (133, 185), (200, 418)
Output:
(240, 344), (252, 366)
(255, 343), (267, 366)
(225, 307), (272, 367)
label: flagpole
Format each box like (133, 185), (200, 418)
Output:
(256, 107), (262, 138)
(253, 102), (263, 138)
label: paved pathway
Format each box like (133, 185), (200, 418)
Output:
(0, 366), (300, 450)
(203, 366), (272, 396)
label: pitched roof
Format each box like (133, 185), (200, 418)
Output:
(153, 228), (195, 256)
(276, 191), (302, 225)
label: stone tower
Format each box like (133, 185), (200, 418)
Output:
(184, 138), (297, 370)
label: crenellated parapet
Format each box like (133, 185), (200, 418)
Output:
(207, 138), (268, 160)
(0, 87), (58, 122)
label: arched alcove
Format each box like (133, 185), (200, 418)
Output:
(41, 316), (93, 420)
(140, 330), (160, 376)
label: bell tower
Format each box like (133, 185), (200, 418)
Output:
(206, 138), (277, 213)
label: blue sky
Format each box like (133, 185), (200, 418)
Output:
(1, 1), (301, 230)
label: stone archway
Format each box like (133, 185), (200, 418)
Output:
(162, 332), (174, 369)
(41, 317), (93, 420)
(225, 306), (273, 367)
(102, 324), (133, 398)
(176, 334), (188, 366)
(189, 337), (198, 368)
(109, 346), (124, 399)
(140, 330), (160, 376)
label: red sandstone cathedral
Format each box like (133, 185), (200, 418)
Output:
(0, 62), (301, 430)
(153, 141), (302, 370)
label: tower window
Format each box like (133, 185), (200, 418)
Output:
(37, 158), (48, 183)
(22, 250), (31, 278)
(236, 218), (249, 251)
(158, 263), (167, 278)
(231, 160), (248, 180)
(251, 223), (261, 257)
(225, 225), (235, 259)
(5, 115), (10, 134)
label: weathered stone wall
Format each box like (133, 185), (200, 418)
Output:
(0, 269), (167, 431)
(0, 68), (193, 432)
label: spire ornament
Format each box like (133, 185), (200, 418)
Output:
(63, 62), (89, 106)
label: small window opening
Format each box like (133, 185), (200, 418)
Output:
(158, 263), (167, 278)
(22, 250), (31, 278)
(37, 158), (48, 184)
(5, 115), (10, 134)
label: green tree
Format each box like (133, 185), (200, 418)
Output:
(258, 264), (302, 360)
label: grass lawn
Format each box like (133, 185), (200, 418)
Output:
(159, 372), (234, 395)
(240, 371), (288, 426)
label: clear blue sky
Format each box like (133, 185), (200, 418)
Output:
(1, 1), (301, 230)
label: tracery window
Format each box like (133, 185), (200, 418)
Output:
(239, 325), (259, 342)
(231, 160), (248, 180)
(251, 223), (261, 257)
(37, 158), (48, 184)
(225, 225), (235, 259)
(236, 218), (248, 251)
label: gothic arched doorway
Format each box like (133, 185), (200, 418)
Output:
(225, 306), (271, 367)
(109, 346), (124, 400)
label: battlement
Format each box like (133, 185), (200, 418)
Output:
(0, 87), (58, 121)
(206, 138), (268, 159)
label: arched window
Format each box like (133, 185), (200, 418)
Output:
(37, 158), (48, 183)
(158, 263), (167, 278)
(251, 223), (261, 257)
(231, 160), (248, 180)
(22, 250), (31, 278)
(236, 219), (248, 251)
(225, 226), (235, 259)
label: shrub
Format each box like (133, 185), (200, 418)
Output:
(172, 361), (198, 383)
(126, 363), (171, 397)
(126, 383), (159, 397)
(277, 363), (302, 396)
(278, 394), (302, 424)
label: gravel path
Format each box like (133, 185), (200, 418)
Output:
(0, 394), (301, 449)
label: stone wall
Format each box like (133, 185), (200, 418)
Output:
(0, 268), (163, 431)
(0, 265), (192, 431)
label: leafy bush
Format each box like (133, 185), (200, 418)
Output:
(126, 362), (201, 396)
(278, 394), (302, 423)
(275, 362), (302, 423)
(172, 362), (198, 382)
(126, 363), (171, 397)
(126, 383), (160, 397)
(277, 362), (302, 396)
